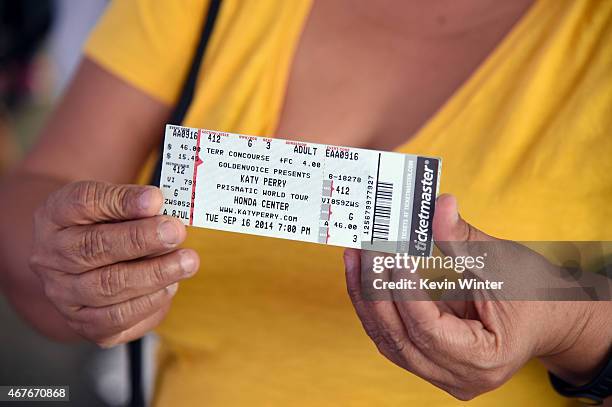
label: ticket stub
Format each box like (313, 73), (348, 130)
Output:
(159, 125), (441, 255)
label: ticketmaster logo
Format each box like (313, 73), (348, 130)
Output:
(413, 160), (435, 253)
(409, 158), (439, 256)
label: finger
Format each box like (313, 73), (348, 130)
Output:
(345, 249), (410, 364)
(433, 195), (560, 299)
(348, 249), (423, 352)
(48, 181), (162, 227)
(432, 194), (495, 258)
(345, 250), (453, 384)
(69, 249), (199, 307)
(95, 302), (172, 348)
(345, 249), (381, 339)
(69, 283), (178, 340)
(54, 215), (186, 271)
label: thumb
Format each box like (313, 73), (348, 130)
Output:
(432, 194), (496, 257)
(431, 194), (571, 301)
(48, 181), (163, 227)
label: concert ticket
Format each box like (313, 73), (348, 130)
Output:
(159, 125), (441, 255)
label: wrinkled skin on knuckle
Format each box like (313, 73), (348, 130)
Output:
(70, 181), (101, 217)
(77, 227), (109, 266)
(97, 183), (128, 220)
(138, 293), (157, 315)
(114, 185), (133, 217)
(125, 223), (149, 253)
(148, 258), (169, 287)
(98, 264), (128, 299)
(106, 304), (129, 328)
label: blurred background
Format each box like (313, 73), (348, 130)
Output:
(0, 1), (155, 406)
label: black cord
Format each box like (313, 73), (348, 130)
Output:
(128, 339), (145, 407)
(150, 0), (223, 187)
(128, 1), (223, 406)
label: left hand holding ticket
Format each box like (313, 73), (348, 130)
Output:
(343, 194), (608, 400)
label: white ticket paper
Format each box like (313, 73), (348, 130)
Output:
(159, 125), (441, 255)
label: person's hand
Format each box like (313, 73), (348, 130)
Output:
(29, 181), (199, 347)
(344, 194), (611, 400)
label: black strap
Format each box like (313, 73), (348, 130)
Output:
(128, 1), (222, 406)
(150, 0), (223, 187)
(128, 340), (145, 407)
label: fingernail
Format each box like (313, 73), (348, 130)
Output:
(166, 282), (179, 295)
(179, 250), (198, 275)
(159, 221), (181, 245)
(138, 188), (155, 211)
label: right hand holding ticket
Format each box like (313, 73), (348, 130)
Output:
(343, 194), (610, 400)
(29, 181), (199, 347)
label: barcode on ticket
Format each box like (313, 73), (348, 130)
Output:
(159, 125), (441, 255)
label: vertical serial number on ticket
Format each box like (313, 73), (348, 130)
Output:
(159, 125), (441, 255)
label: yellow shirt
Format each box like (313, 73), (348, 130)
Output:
(85, 0), (612, 405)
